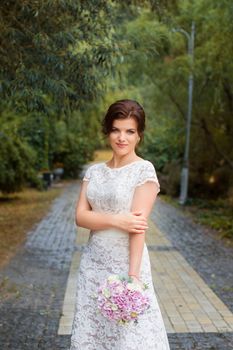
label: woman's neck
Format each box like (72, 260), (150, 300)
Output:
(106, 153), (142, 168)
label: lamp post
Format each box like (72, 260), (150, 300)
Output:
(172, 21), (195, 205)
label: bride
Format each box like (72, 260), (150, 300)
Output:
(69, 99), (170, 349)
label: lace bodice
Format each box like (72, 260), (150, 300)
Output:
(83, 159), (160, 214)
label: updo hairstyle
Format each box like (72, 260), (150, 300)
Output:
(101, 99), (146, 145)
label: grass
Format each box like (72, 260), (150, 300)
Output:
(161, 194), (233, 245)
(0, 185), (65, 268)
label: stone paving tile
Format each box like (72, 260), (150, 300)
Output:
(168, 333), (233, 349)
(58, 250), (82, 335)
(148, 222), (233, 334)
(151, 198), (233, 312)
(24, 186), (78, 270)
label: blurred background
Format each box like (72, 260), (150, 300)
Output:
(0, 0), (232, 266)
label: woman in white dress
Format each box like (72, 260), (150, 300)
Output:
(70, 99), (170, 349)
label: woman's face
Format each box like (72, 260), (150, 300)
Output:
(108, 118), (140, 156)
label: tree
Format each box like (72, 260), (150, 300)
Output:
(0, 0), (120, 114)
(0, 0), (123, 192)
(111, 1), (233, 197)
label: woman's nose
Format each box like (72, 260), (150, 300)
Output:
(118, 133), (126, 141)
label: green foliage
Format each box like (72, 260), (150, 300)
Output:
(0, 105), (39, 193)
(50, 116), (97, 178)
(161, 194), (233, 239)
(64, 135), (95, 178)
(186, 198), (233, 239)
(136, 99), (184, 197)
(112, 1), (233, 197)
(0, 0), (129, 192)
(53, 130), (95, 178)
(1, 0), (232, 198)
(0, 132), (39, 194)
(0, 0), (123, 113)
(19, 113), (51, 170)
(0, 102), (97, 191)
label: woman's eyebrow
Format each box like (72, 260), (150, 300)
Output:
(112, 127), (136, 131)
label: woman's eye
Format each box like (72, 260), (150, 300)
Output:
(110, 129), (135, 134)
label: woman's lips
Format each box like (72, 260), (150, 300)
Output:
(116, 143), (128, 148)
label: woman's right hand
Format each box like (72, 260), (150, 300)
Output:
(115, 211), (148, 234)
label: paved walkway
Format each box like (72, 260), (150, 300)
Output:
(0, 183), (78, 350)
(0, 180), (233, 349)
(59, 221), (233, 335)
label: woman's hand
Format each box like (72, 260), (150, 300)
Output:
(128, 275), (145, 289)
(115, 211), (148, 234)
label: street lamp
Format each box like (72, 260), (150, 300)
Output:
(172, 21), (195, 205)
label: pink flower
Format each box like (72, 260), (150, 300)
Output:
(96, 274), (150, 325)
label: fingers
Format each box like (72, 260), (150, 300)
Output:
(125, 212), (149, 234)
(135, 224), (148, 230)
(134, 219), (148, 228)
(131, 211), (147, 223)
(130, 227), (148, 234)
(133, 217), (149, 232)
(129, 275), (144, 287)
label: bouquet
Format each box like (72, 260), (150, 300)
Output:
(95, 274), (150, 325)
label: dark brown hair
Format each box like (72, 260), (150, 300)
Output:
(101, 99), (146, 144)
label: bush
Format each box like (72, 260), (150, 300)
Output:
(53, 132), (95, 179)
(0, 133), (38, 194)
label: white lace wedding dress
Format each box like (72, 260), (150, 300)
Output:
(70, 160), (170, 350)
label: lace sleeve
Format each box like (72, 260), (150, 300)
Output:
(135, 161), (160, 194)
(82, 166), (92, 181)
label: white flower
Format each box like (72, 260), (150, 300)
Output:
(107, 275), (120, 283)
(111, 304), (118, 311)
(102, 288), (111, 298)
(126, 282), (143, 292)
(114, 285), (124, 293)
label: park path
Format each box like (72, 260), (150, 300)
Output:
(59, 220), (233, 335)
(0, 170), (233, 349)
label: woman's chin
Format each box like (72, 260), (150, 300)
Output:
(114, 149), (131, 156)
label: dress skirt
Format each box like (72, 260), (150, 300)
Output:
(69, 228), (170, 350)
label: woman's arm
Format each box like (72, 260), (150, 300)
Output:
(75, 181), (116, 230)
(75, 181), (148, 232)
(128, 181), (159, 278)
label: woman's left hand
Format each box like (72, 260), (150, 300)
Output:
(128, 275), (145, 289)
